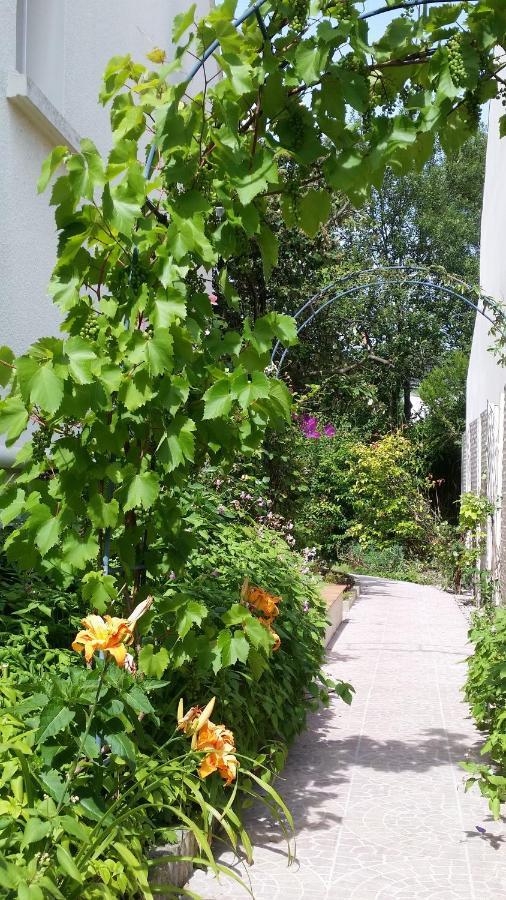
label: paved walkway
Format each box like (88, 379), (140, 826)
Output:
(188, 577), (506, 900)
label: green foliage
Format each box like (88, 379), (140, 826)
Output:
(463, 606), (506, 819)
(165, 486), (352, 748)
(0, 663), (292, 898)
(1, 0), (506, 891)
(346, 432), (434, 551)
(433, 493), (494, 593)
(340, 542), (436, 584)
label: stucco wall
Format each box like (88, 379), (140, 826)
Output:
(466, 98), (506, 424)
(0, 0), (211, 360)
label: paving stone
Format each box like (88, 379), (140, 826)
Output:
(187, 576), (506, 899)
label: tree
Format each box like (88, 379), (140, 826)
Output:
(417, 349), (468, 517)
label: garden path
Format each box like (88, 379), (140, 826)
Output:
(187, 576), (506, 900)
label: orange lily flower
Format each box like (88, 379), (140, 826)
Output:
(195, 721), (238, 785)
(177, 697), (216, 744)
(72, 614), (133, 667)
(176, 701), (239, 785)
(199, 749), (238, 786)
(72, 596), (153, 668)
(241, 578), (281, 619)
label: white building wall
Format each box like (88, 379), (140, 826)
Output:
(466, 98), (506, 424)
(0, 0), (211, 361)
(465, 97), (506, 600)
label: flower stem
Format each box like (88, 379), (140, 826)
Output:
(54, 662), (109, 817)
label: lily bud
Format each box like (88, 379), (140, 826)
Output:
(128, 595), (154, 626)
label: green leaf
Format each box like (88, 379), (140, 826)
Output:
(243, 615), (271, 650)
(36, 701), (75, 746)
(124, 471), (160, 512)
(299, 188), (332, 238)
(61, 533), (100, 571)
(30, 365), (64, 414)
(212, 628), (249, 672)
(82, 571), (118, 613)
(0, 347), (15, 388)
(256, 224), (279, 278)
(65, 337), (98, 385)
(87, 495), (119, 529)
(124, 685), (154, 715)
(58, 815), (91, 842)
(38, 146), (68, 193)
(233, 150), (278, 205)
(17, 884), (45, 900)
(0, 397), (29, 444)
(106, 731), (136, 763)
(232, 371), (271, 410)
(56, 845), (83, 884)
(35, 516), (61, 556)
(146, 329), (174, 376)
(39, 770), (66, 804)
(173, 3), (196, 42)
(138, 644), (170, 678)
(162, 416), (196, 472)
(222, 604), (250, 626)
(176, 600), (208, 639)
(0, 488), (26, 526)
(203, 379), (232, 420)
(21, 817), (52, 847)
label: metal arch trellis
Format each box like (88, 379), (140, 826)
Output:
(269, 265), (506, 373)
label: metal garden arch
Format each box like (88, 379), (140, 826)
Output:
(269, 266), (506, 372)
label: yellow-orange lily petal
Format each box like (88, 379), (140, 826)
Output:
(72, 613), (133, 668)
(245, 584), (281, 619)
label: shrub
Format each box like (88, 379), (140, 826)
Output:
(463, 606), (506, 819)
(432, 493), (494, 593)
(346, 432), (434, 552)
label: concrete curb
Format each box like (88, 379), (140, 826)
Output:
(321, 582), (360, 649)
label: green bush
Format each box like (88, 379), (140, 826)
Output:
(0, 489), (352, 896)
(432, 493), (494, 593)
(339, 542), (434, 584)
(347, 432), (434, 552)
(463, 606), (506, 819)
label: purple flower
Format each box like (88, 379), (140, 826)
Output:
(300, 415), (321, 439)
(323, 424), (336, 438)
(303, 601), (310, 613)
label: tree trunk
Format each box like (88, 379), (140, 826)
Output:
(403, 380), (412, 423)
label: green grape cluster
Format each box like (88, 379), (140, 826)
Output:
(291, 0), (309, 32)
(345, 56), (369, 77)
(286, 105), (306, 151)
(32, 427), (52, 464)
(334, 0), (354, 17)
(447, 35), (466, 87)
(464, 90), (480, 130)
(129, 254), (145, 294)
(79, 312), (99, 341)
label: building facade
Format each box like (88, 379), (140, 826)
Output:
(464, 97), (506, 598)
(0, 0), (212, 464)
